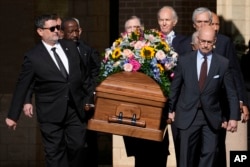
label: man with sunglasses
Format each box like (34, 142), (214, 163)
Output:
(5, 14), (87, 167)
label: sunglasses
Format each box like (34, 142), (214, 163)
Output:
(41, 25), (61, 32)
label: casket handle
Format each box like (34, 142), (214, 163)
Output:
(108, 112), (146, 128)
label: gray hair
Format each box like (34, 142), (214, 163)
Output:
(157, 6), (178, 22)
(192, 7), (212, 23)
(191, 31), (199, 44)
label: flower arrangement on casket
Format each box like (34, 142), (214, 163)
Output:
(99, 29), (178, 97)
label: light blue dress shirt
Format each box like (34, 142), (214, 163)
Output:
(197, 50), (212, 80)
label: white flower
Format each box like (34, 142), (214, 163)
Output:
(105, 49), (112, 59)
(113, 61), (121, 67)
(170, 51), (178, 59)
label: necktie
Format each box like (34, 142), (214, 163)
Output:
(51, 47), (68, 79)
(199, 55), (207, 91)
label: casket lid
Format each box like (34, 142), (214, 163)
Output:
(96, 72), (167, 102)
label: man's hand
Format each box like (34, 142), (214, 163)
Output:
(241, 105), (249, 123)
(221, 121), (228, 129)
(23, 103), (33, 118)
(167, 112), (175, 124)
(5, 118), (17, 130)
(84, 104), (95, 111)
(226, 120), (238, 133)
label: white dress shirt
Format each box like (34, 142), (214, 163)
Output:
(42, 41), (69, 73)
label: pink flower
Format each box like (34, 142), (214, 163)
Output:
(123, 49), (134, 59)
(170, 72), (175, 79)
(129, 59), (141, 71)
(123, 63), (133, 72)
(121, 32), (129, 38)
(155, 50), (166, 60)
(145, 34), (156, 42)
(134, 41), (146, 50)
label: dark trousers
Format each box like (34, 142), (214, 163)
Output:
(214, 129), (227, 167)
(171, 122), (180, 166)
(124, 133), (169, 167)
(178, 110), (219, 167)
(83, 130), (99, 167)
(39, 103), (87, 167)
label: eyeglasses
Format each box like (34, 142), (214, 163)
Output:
(198, 38), (214, 46)
(41, 25), (61, 32)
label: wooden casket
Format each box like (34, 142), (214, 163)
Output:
(87, 72), (167, 141)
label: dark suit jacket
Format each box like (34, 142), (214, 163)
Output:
(215, 34), (248, 106)
(77, 40), (101, 105)
(169, 51), (240, 130)
(7, 39), (85, 123)
(179, 33), (248, 108)
(172, 33), (187, 54)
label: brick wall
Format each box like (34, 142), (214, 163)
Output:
(0, 0), (110, 93)
(119, 0), (216, 35)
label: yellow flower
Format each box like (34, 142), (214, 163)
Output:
(112, 48), (121, 59)
(113, 38), (122, 47)
(161, 41), (170, 52)
(140, 46), (155, 59)
(157, 64), (164, 73)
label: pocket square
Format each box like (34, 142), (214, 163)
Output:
(213, 75), (220, 78)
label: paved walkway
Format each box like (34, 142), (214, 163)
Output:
(112, 122), (249, 167)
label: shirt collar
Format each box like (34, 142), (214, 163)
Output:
(167, 30), (175, 38)
(42, 40), (60, 51)
(197, 50), (212, 60)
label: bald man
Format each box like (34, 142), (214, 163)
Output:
(168, 26), (240, 167)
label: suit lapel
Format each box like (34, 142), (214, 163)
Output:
(185, 51), (200, 93)
(59, 40), (72, 76)
(191, 52), (200, 91)
(203, 53), (219, 90)
(38, 42), (61, 74)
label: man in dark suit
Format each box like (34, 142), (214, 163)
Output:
(180, 8), (249, 166)
(168, 26), (240, 167)
(61, 17), (101, 167)
(180, 7), (249, 114)
(157, 6), (186, 54)
(6, 14), (87, 167)
(61, 17), (101, 115)
(157, 5), (186, 166)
